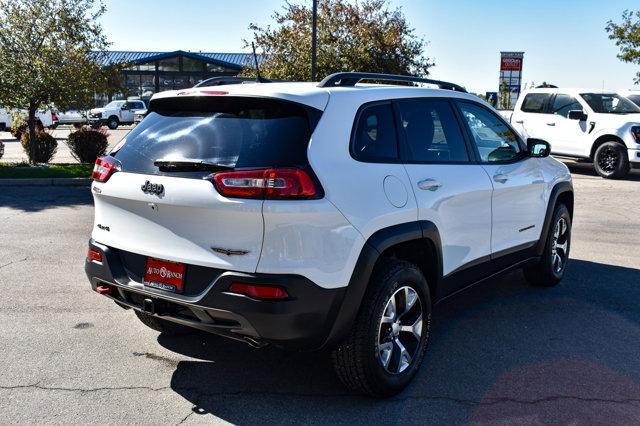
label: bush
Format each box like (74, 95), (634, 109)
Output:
(67, 127), (109, 163)
(11, 117), (44, 140)
(20, 131), (58, 163)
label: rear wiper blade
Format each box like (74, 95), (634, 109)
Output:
(153, 159), (234, 172)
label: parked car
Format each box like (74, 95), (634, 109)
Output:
(504, 88), (640, 178)
(0, 108), (11, 131)
(88, 99), (146, 129)
(85, 72), (573, 397)
(55, 109), (87, 125)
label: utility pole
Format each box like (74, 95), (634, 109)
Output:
(311, 0), (318, 81)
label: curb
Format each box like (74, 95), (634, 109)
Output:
(0, 178), (91, 187)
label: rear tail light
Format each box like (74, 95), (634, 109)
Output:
(228, 282), (289, 300)
(51, 111), (58, 121)
(211, 168), (318, 199)
(87, 247), (103, 263)
(92, 156), (120, 182)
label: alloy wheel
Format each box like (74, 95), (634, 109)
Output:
(597, 146), (618, 173)
(376, 286), (423, 374)
(551, 217), (569, 273)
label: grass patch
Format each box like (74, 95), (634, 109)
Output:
(0, 163), (93, 179)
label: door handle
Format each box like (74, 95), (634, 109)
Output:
(514, 120), (524, 124)
(417, 178), (442, 191)
(493, 173), (509, 184)
(546, 122), (556, 126)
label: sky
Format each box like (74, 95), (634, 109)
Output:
(99, 0), (640, 94)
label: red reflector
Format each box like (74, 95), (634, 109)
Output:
(95, 285), (112, 295)
(87, 247), (103, 262)
(228, 283), (289, 300)
(92, 156), (119, 182)
(211, 168), (317, 199)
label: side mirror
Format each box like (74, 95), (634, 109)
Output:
(568, 110), (587, 121)
(527, 138), (551, 158)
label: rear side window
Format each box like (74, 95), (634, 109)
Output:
(627, 94), (640, 107)
(398, 100), (469, 163)
(521, 93), (551, 113)
(352, 103), (398, 162)
(113, 97), (318, 176)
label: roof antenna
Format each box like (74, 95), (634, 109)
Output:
(251, 42), (266, 83)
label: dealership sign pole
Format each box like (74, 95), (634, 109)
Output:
(499, 51), (524, 108)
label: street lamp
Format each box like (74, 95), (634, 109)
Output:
(311, 0), (318, 82)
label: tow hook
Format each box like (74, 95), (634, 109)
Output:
(142, 298), (155, 315)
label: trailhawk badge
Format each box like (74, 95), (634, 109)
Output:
(141, 180), (164, 195)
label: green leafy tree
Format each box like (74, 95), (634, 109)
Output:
(606, 10), (640, 84)
(244, 0), (434, 81)
(498, 80), (512, 110)
(0, 0), (122, 164)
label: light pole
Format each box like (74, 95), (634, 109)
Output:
(311, 0), (318, 81)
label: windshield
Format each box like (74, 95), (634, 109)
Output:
(112, 97), (317, 177)
(626, 94), (640, 108)
(580, 93), (640, 114)
(105, 101), (125, 109)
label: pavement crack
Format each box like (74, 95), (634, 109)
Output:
(0, 383), (170, 394)
(0, 257), (27, 270)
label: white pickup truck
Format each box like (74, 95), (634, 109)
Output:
(88, 99), (147, 130)
(501, 88), (640, 178)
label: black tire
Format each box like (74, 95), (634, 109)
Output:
(332, 259), (432, 398)
(134, 310), (193, 335)
(524, 203), (571, 287)
(593, 141), (629, 179)
(107, 116), (119, 130)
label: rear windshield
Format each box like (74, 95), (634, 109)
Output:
(112, 97), (319, 176)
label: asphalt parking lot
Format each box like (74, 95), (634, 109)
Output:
(0, 164), (639, 424)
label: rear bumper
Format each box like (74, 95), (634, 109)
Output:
(85, 239), (346, 350)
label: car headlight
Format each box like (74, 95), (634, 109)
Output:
(632, 126), (640, 142)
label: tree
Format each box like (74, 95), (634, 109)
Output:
(0, 0), (121, 164)
(244, 0), (434, 81)
(606, 10), (640, 84)
(498, 80), (512, 110)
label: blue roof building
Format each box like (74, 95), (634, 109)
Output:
(96, 50), (255, 105)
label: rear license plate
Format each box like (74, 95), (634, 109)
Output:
(144, 257), (185, 293)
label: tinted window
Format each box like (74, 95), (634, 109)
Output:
(113, 97), (315, 177)
(551, 94), (584, 118)
(352, 103), (398, 162)
(398, 100), (468, 162)
(458, 102), (524, 163)
(580, 93), (640, 114)
(521, 93), (551, 113)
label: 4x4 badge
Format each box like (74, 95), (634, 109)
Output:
(141, 180), (164, 195)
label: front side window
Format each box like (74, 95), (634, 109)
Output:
(521, 93), (551, 113)
(551, 94), (584, 118)
(580, 93), (640, 114)
(397, 100), (469, 162)
(458, 102), (524, 163)
(352, 103), (398, 162)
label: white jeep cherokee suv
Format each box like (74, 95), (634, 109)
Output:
(85, 73), (574, 397)
(509, 88), (640, 179)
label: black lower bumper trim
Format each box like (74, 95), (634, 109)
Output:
(85, 239), (346, 350)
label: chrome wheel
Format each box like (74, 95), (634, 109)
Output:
(551, 216), (569, 273)
(376, 286), (423, 374)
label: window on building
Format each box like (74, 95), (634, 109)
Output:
(158, 57), (179, 72)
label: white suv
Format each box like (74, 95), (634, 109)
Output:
(508, 88), (640, 178)
(85, 73), (574, 397)
(88, 100), (147, 129)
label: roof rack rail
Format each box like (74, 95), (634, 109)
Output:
(193, 76), (266, 88)
(317, 72), (467, 92)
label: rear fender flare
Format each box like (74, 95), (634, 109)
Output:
(322, 221), (442, 349)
